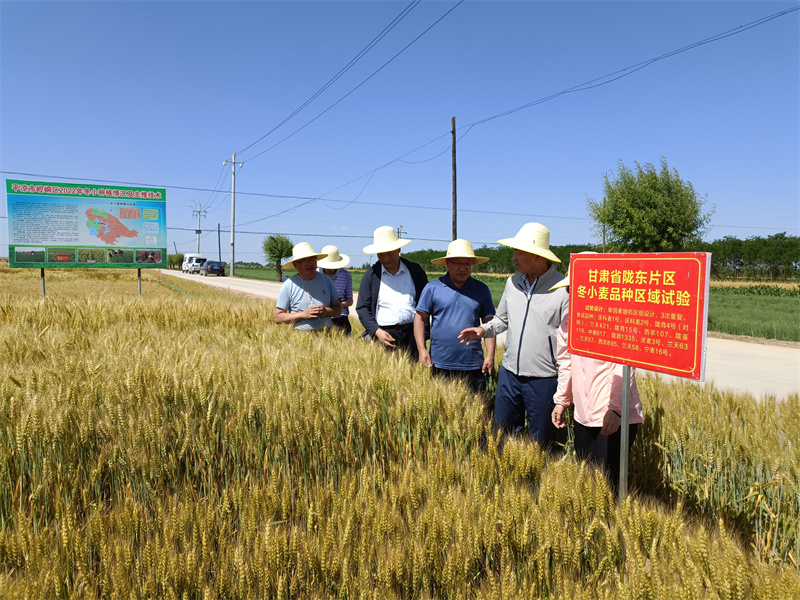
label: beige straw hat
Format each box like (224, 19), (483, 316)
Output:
(317, 245), (350, 269)
(497, 222), (561, 263)
(362, 226), (412, 254)
(431, 239), (490, 266)
(283, 242), (328, 270)
(549, 251), (596, 290)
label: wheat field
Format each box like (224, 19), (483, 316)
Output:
(0, 267), (797, 599)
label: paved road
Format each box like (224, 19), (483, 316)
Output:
(163, 270), (800, 401)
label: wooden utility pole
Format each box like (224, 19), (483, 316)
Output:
(451, 116), (457, 241)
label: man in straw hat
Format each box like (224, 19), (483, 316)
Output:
(459, 222), (568, 449)
(356, 226), (429, 359)
(414, 239), (496, 394)
(275, 242), (341, 331)
(550, 255), (642, 492)
(317, 245), (353, 335)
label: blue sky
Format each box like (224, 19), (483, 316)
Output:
(2, 0), (798, 267)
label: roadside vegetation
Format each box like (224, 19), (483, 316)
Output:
(0, 268), (797, 598)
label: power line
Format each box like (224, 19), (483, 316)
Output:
(3, 7), (796, 233)
(237, 0), (421, 157)
(5, 170), (795, 228)
(469, 6), (800, 128)
(239, 0), (465, 164)
(166, 225), (478, 246)
(249, 5), (799, 223)
(204, 162), (232, 214)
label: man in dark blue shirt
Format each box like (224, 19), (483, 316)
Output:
(414, 239), (496, 393)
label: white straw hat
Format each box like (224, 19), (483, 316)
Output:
(431, 239), (489, 266)
(317, 245), (350, 269)
(362, 226), (412, 254)
(549, 251), (596, 290)
(497, 222), (561, 263)
(283, 242), (328, 270)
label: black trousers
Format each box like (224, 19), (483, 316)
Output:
(574, 420), (639, 492)
(330, 316), (352, 335)
(381, 323), (418, 361)
(431, 367), (487, 394)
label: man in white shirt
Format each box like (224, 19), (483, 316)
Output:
(356, 226), (429, 360)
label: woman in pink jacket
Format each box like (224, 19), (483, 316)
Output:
(550, 268), (642, 491)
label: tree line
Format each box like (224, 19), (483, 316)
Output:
(698, 233), (798, 280)
(402, 234), (798, 281)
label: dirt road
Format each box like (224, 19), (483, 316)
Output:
(163, 270), (800, 401)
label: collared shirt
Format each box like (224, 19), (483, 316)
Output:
(376, 261), (417, 326)
(416, 274), (495, 370)
(553, 314), (642, 427)
(318, 267), (353, 317)
(276, 273), (338, 331)
(522, 273), (537, 298)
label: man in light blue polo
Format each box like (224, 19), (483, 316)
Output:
(275, 242), (341, 331)
(414, 239), (496, 393)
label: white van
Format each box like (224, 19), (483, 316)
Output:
(181, 253), (207, 274)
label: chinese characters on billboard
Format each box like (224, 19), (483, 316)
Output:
(568, 253), (710, 380)
(6, 180), (167, 269)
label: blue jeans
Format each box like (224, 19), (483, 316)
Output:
(494, 365), (557, 448)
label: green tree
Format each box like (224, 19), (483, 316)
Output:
(167, 253), (184, 270)
(588, 157), (714, 252)
(262, 234), (293, 282)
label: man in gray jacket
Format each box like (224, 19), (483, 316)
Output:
(459, 222), (568, 449)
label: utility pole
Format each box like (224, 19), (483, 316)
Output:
(224, 152), (244, 276)
(193, 203), (207, 254)
(452, 116), (457, 241)
(396, 225), (404, 239)
(217, 223), (221, 262)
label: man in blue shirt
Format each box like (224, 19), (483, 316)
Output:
(275, 242), (341, 331)
(414, 239), (496, 393)
(317, 245), (353, 335)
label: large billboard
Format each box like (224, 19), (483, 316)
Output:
(6, 180), (167, 269)
(567, 252), (710, 380)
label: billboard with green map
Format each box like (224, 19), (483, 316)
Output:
(6, 180), (167, 269)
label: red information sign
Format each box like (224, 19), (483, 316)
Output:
(567, 253), (710, 380)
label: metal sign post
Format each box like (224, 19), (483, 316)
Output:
(619, 364), (631, 504)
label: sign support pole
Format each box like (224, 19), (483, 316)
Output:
(618, 364), (631, 504)
(138, 268), (142, 297)
(41, 268), (45, 297)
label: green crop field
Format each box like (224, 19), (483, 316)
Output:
(0, 266), (797, 598)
